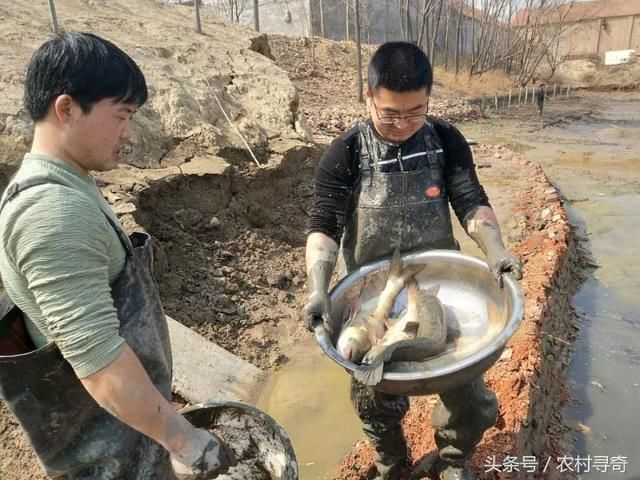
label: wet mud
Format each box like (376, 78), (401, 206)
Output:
(132, 150), (318, 371)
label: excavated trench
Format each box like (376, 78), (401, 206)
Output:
(0, 139), (585, 480)
(130, 138), (587, 479)
(132, 146), (318, 370)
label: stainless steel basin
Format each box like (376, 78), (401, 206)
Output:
(314, 250), (525, 396)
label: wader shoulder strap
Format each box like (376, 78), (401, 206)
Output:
(357, 122), (373, 171)
(0, 177), (66, 212)
(424, 122), (446, 170)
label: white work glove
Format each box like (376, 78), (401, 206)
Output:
(170, 428), (236, 480)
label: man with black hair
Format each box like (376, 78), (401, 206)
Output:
(303, 42), (522, 480)
(0, 32), (235, 479)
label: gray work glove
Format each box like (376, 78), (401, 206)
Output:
(170, 428), (236, 480)
(486, 247), (523, 286)
(303, 290), (332, 332)
(302, 260), (334, 333)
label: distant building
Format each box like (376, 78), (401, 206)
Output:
(514, 0), (640, 58)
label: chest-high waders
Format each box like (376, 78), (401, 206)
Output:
(342, 123), (497, 480)
(0, 178), (174, 480)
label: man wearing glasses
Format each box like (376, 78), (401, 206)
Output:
(303, 42), (522, 480)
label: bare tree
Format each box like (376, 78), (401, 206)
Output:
(429, 0), (444, 66)
(454, 0), (464, 75)
(346, 0), (350, 40)
(359, 0), (380, 45)
(405, 0), (413, 42)
(214, 0), (249, 23)
(511, 0), (578, 85)
(443, 1), (451, 68)
(415, 0), (439, 51)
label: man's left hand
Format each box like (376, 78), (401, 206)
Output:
(486, 248), (523, 286)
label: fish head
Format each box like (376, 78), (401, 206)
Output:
(337, 327), (371, 362)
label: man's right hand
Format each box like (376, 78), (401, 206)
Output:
(302, 290), (331, 333)
(170, 428), (236, 480)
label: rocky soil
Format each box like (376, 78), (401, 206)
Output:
(556, 58), (640, 91)
(0, 0), (310, 170)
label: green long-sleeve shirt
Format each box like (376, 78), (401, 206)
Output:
(0, 153), (127, 378)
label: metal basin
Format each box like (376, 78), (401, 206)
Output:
(181, 401), (298, 479)
(315, 250), (524, 396)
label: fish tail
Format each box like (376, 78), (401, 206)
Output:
(354, 342), (401, 386)
(407, 277), (419, 298)
(402, 263), (426, 283)
(353, 360), (385, 386)
(387, 248), (403, 283)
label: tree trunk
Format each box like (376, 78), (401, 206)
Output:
(425, 11), (431, 54)
(253, 0), (259, 31)
(309, 0), (315, 72)
(346, 1), (350, 41)
(354, 0), (364, 102)
(444, 1), (450, 69)
(471, 0), (475, 73)
(400, 0), (406, 41)
(194, 0), (202, 34)
(406, 0), (413, 43)
(385, 0), (389, 42)
(455, 1), (463, 75)
(319, 0), (325, 37)
(430, 0), (444, 67)
(48, 0), (60, 34)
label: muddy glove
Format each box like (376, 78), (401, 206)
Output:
(486, 246), (523, 286)
(302, 260), (333, 333)
(171, 428), (236, 480)
(466, 209), (523, 287)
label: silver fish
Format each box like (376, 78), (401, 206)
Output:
(336, 248), (424, 362)
(354, 279), (448, 386)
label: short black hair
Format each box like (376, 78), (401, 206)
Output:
(24, 32), (148, 122)
(368, 42), (433, 93)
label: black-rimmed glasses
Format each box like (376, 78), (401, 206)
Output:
(371, 97), (429, 125)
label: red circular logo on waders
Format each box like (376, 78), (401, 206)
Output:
(425, 185), (441, 198)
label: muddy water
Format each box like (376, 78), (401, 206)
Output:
(461, 93), (640, 479)
(255, 341), (363, 480)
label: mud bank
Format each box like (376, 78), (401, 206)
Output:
(335, 147), (582, 480)
(101, 140), (318, 371)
